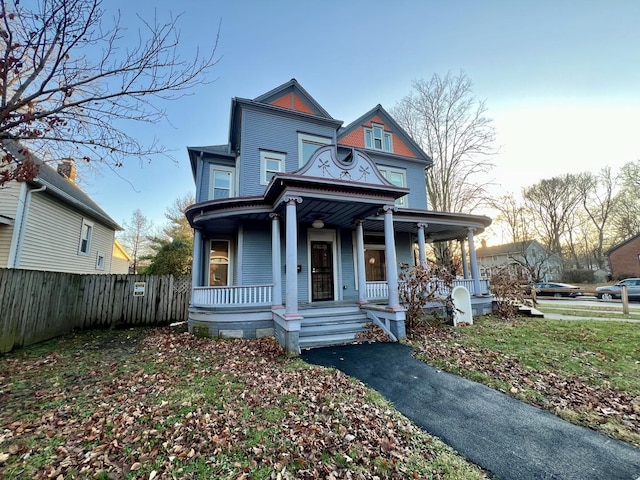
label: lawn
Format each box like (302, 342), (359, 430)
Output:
(407, 316), (640, 447)
(0, 326), (487, 479)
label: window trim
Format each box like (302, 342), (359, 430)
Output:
(96, 252), (105, 270)
(298, 133), (332, 167)
(208, 239), (232, 287)
(260, 150), (285, 185)
(364, 124), (393, 153)
(78, 219), (93, 256)
(209, 165), (236, 200)
(378, 166), (407, 207)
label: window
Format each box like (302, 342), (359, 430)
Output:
(298, 133), (331, 167)
(260, 151), (285, 185)
(96, 253), (105, 270)
(364, 124), (393, 153)
(378, 167), (407, 207)
(209, 166), (235, 200)
(363, 233), (386, 282)
(209, 240), (230, 286)
(78, 219), (93, 255)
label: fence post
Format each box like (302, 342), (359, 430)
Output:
(622, 285), (629, 314)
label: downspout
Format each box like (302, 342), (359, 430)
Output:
(10, 184), (47, 268)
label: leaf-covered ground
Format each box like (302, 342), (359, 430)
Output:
(407, 317), (640, 447)
(0, 327), (486, 479)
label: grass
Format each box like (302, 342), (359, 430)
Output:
(409, 315), (640, 446)
(0, 327), (487, 479)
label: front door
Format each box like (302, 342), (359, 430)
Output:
(311, 241), (334, 301)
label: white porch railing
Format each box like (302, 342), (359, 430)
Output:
(192, 284), (273, 307)
(366, 278), (490, 300)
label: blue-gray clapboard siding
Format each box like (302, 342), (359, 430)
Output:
(198, 157), (236, 203)
(340, 229), (358, 300)
(368, 153), (429, 210)
(240, 109), (336, 197)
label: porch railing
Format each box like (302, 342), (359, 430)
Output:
(191, 284), (273, 307)
(366, 278), (490, 300)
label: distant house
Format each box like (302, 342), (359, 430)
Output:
(0, 139), (122, 274)
(111, 239), (133, 274)
(476, 239), (562, 282)
(606, 233), (640, 279)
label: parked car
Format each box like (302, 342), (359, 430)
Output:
(533, 282), (583, 297)
(595, 278), (640, 300)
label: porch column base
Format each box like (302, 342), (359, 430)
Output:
(357, 299), (369, 305)
(271, 304), (284, 310)
(273, 310), (302, 356)
(385, 304), (405, 312)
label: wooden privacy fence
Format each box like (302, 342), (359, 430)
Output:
(0, 269), (191, 353)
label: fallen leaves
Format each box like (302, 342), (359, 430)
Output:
(0, 327), (486, 479)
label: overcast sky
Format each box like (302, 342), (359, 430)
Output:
(83, 0), (640, 240)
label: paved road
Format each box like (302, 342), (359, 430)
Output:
(302, 342), (640, 480)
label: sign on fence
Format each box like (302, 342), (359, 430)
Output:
(134, 281), (146, 297)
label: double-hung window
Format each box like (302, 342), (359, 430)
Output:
(210, 166), (235, 200)
(260, 151), (285, 185)
(298, 133), (331, 167)
(378, 167), (407, 207)
(209, 240), (230, 286)
(364, 124), (393, 153)
(78, 219), (93, 255)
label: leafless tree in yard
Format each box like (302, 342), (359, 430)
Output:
(0, 0), (219, 185)
(392, 71), (497, 270)
(117, 209), (154, 273)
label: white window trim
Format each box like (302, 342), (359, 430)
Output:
(298, 133), (332, 167)
(208, 239), (232, 287)
(378, 166), (407, 207)
(260, 150), (285, 185)
(364, 124), (393, 153)
(209, 165), (236, 200)
(96, 252), (105, 270)
(78, 219), (93, 256)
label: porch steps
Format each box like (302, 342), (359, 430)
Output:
(299, 307), (370, 350)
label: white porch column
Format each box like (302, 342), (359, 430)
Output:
(355, 219), (368, 304)
(383, 206), (402, 310)
(467, 228), (482, 295)
(416, 223), (427, 267)
(284, 196), (302, 318)
(191, 229), (203, 290)
(270, 213), (283, 309)
(459, 237), (470, 279)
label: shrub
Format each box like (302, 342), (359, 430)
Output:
(562, 269), (595, 284)
(399, 263), (454, 331)
(489, 266), (531, 320)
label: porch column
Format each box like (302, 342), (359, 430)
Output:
(416, 223), (427, 267)
(467, 228), (482, 295)
(355, 219), (368, 304)
(383, 206), (402, 311)
(270, 213), (283, 309)
(284, 196), (302, 318)
(459, 237), (470, 279)
(191, 229), (203, 290)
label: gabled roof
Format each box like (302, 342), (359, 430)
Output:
(1, 139), (121, 230)
(605, 232), (640, 256)
(113, 238), (133, 261)
(338, 104), (432, 165)
(253, 78), (333, 119)
(186, 144), (234, 179)
(476, 240), (553, 257)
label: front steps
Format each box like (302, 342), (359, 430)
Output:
(299, 306), (370, 350)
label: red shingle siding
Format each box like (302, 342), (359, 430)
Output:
(269, 93), (314, 114)
(339, 115), (417, 158)
(608, 236), (640, 277)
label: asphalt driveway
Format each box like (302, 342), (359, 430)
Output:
(302, 342), (640, 480)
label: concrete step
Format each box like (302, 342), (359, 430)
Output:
(299, 320), (368, 337)
(518, 305), (545, 318)
(301, 313), (368, 327)
(299, 332), (365, 350)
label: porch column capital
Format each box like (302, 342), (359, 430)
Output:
(283, 196), (302, 205)
(382, 205), (398, 214)
(269, 212), (281, 220)
(417, 222), (428, 230)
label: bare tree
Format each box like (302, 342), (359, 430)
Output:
(523, 174), (585, 255)
(488, 193), (533, 243)
(392, 71), (496, 271)
(0, 0), (219, 185)
(117, 209), (153, 273)
(610, 160), (640, 244)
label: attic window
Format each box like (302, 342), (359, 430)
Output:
(364, 124), (393, 153)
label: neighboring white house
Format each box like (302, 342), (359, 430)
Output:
(476, 239), (562, 282)
(0, 139), (123, 274)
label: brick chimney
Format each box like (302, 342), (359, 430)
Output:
(58, 159), (76, 183)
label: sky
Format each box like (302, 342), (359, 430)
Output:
(81, 0), (640, 240)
